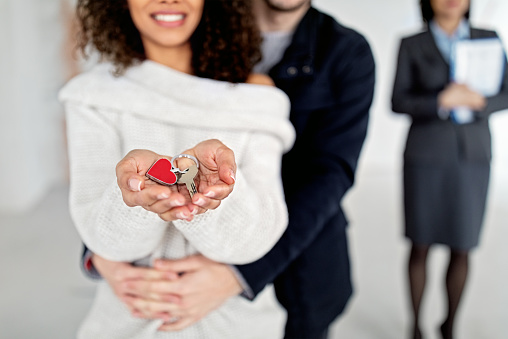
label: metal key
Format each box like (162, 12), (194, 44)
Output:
(177, 165), (198, 197)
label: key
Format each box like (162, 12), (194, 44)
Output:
(177, 165), (198, 198)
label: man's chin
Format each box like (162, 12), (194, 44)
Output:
(263, 0), (311, 13)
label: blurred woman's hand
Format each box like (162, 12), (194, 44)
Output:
(438, 83), (486, 111)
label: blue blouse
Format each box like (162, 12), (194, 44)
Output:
(430, 19), (470, 64)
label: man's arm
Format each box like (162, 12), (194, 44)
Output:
(237, 31), (376, 296)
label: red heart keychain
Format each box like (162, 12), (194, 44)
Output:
(146, 158), (178, 186)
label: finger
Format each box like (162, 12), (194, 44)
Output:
(154, 255), (208, 273)
(132, 310), (174, 321)
(122, 280), (184, 300)
(146, 193), (189, 214)
(124, 185), (184, 209)
(116, 150), (159, 188)
(215, 146), (236, 185)
(200, 183), (234, 201)
(158, 205), (195, 222)
(123, 295), (180, 315)
(115, 265), (178, 282)
(158, 316), (201, 332)
(191, 193), (220, 211)
(116, 157), (142, 190)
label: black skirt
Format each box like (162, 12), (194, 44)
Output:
(403, 162), (490, 250)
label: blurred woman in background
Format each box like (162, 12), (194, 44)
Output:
(391, 0), (508, 338)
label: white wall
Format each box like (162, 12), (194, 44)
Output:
(0, 0), (72, 213)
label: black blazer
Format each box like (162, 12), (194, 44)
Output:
(236, 8), (375, 337)
(392, 27), (508, 165)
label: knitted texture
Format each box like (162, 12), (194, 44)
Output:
(59, 61), (294, 338)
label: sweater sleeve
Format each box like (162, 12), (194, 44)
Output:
(65, 102), (168, 262)
(172, 132), (288, 265)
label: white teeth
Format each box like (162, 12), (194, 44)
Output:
(153, 14), (184, 22)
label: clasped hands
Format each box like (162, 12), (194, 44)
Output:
(98, 139), (243, 330)
(438, 82), (486, 111)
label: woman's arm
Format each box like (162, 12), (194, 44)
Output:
(172, 132), (289, 265)
(391, 38), (441, 119)
(65, 102), (168, 262)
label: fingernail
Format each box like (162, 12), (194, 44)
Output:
(191, 207), (198, 215)
(204, 191), (215, 198)
(128, 178), (142, 192)
(230, 170), (236, 183)
(176, 211), (188, 219)
(174, 198), (185, 206)
(194, 197), (205, 206)
(157, 193), (169, 199)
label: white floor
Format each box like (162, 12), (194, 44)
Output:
(1, 169), (507, 339)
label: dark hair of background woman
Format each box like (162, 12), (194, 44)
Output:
(76, 0), (262, 83)
(420, 0), (471, 24)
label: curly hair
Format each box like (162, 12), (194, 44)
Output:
(76, 0), (261, 83)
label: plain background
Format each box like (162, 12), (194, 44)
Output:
(1, 0), (507, 338)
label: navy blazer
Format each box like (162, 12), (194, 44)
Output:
(236, 8), (375, 337)
(392, 28), (508, 166)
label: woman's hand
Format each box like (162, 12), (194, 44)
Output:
(116, 139), (236, 221)
(438, 83), (486, 111)
(177, 139), (236, 211)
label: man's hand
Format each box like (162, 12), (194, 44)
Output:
(116, 139), (236, 221)
(91, 254), (179, 310)
(92, 254), (243, 331)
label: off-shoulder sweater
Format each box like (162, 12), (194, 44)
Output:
(59, 60), (295, 339)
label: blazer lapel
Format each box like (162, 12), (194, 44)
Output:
(424, 30), (449, 66)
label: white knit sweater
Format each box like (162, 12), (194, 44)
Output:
(59, 61), (295, 339)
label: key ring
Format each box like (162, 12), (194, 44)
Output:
(171, 154), (199, 170)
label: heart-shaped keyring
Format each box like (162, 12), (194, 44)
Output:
(146, 158), (178, 186)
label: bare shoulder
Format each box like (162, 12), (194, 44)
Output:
(246, 73), (275, 86)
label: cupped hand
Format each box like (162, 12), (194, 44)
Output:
(173, 139), (236, 213)
(116, 149), (194, 221)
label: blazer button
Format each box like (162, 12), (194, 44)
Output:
(287, 66), (298, 76)
(302, 65), (311, 74)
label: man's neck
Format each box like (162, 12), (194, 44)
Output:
(253, 0), (310, 33)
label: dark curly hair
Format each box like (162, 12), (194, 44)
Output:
(420, 0), (470, 25)
(76, 0), (262, 83)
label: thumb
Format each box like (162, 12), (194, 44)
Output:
(127, 175), (145, 192)
(216, 147), (236, 185)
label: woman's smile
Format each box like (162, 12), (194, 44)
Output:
(151, 11), (186, 27)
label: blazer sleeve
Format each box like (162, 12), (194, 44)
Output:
(236, 33), (375, 297)
(391, 38), (441, 119)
